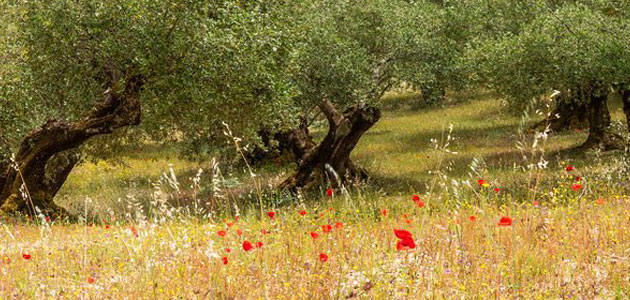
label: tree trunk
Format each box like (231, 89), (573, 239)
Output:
(279, 100), (380, 191)
(533, 90), (589, 132)
(0, 160), (7, 193)
(620, 87), (630, 138)
(273, 119), (317, 166)
(580, 87), (623, 150)
(0, 75), (144, 216)
(248, 118), (316, 166)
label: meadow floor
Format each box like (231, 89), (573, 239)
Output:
(2, 92), (630, 299)
(2, 194), (630, 299)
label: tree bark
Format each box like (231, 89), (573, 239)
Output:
(620, 87), (630, 137)
(0, 75), (144, 216)
(279, 100), (380, 191)
(580, 87), (623, 151)
(0, 160), (7, 193)
(274, 120), (317, 166)
(533, 90), (589, 132)
(248, 118), (316, 166)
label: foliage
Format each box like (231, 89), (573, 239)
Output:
(469, 0), (630, 105)
(286, 0), (460, 114)
(0, 0), (294, 162)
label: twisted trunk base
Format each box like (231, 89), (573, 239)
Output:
(279, 100), (380, 191)
(248, 119), (317, 166)
(580, 88), (623, 151)
(620, 87), (630, 139)
(0, 76), (144, 216)
(533, 90), (589, 132)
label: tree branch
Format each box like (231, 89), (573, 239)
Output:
(317, 98), (343, 126)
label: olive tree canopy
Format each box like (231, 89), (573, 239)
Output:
(0, 0), (292, 215)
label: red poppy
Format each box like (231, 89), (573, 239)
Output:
(222, 256), (228, 265)
(393, 229), (413, 240)
(412, 194), (420, 202)
(380, 209), (387, 216)
(87, 277), (95, 284)
(319, 253), (329, 262)
(469, 216), (476, 222)
(396, 238), (416, 251)
(326, 188), (333, 198)
(45, 216), (50, 222)
(404, 219), (412, 224)
(227, 222), (235, 228)
(242, 241), (253, 251)
(566, 165), (574, 171)
(267, 211), (275, 220)
(22, 253), (31, 260)
(235, 216), (240, 221)
(532, 200), (539, 207)
(225, 248), (231, 253)
(396, 241), (406, 251)
(105, 225), (110, 230)
(255, 241), (263, 248)
(498, 217), (513, 226)
(494, 188), (500, 193)
(322, 224), (332, 233)
(236, 229), (242, 236)
(415, 200), (425, 208)
(261, 229), (268, 235)
(335, 222), (343, 229)
(217, 230), (227, 237)
(477, 179), (486, 186)
(596, 198), (605, 205)
(310, 231), (319, 239)
(300, 210), (307, 216)
(570, 184), (582, 191)
(575, 176), (581, 181)
(130, 226), (138, 238)
(401, 237), (415, 248)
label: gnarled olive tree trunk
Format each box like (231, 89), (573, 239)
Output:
(279, 99), (380, 191)
(0, 160), (7, 194)
(620, 87), (630, 138)
(273, 120), (317, 165)
(248, 118), (317, 166)
(533, 89), (589, 132)
(0, 76), (144, 216)
(580, 86), (623, 150)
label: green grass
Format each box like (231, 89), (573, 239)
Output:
(356, 90), (627, 191)
(57, 90), (630, 215)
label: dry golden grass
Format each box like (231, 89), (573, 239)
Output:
(1, 190), (629, 299)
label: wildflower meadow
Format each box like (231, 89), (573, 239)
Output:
(3, 0), (630, 299)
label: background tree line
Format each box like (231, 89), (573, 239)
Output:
(1, 0), (630, 215)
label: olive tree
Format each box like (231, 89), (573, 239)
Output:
(472, 1), (630, 148)
(0, 0), (291, 215)
(276, 0), (443, 190)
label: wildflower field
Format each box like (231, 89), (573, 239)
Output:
(2, 93), (630, 299)
(3, 1), (630, 299)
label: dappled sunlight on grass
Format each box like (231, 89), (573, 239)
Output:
(354, 92), (625, 192)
